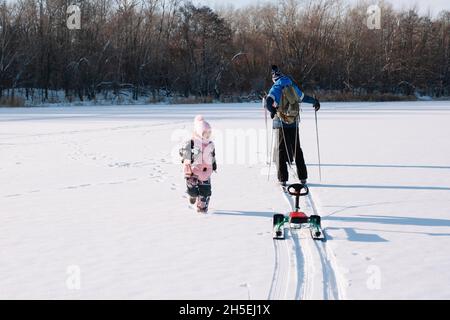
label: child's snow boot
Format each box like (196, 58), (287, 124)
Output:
(196, 195), (210, 213)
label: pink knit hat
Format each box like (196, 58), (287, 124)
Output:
(193, 115), (211, 140)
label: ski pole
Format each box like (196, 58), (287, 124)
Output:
(314, 109), (322, 181)
(263, 97), (269, 165)
(267, 127), (274, 181)
(262, 95), (275, 181)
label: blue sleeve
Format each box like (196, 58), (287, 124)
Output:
(268, 84), (282, 105)
(302, 94), (317, 104)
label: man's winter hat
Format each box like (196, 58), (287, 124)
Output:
(194, 115), (211, 139)
(271, 65), (283, 81)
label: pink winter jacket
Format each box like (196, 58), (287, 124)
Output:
(181, 115), (216, 181)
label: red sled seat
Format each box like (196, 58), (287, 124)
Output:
(289, 211), (308, 224)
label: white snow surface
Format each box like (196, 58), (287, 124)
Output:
(1, 101), (450, 299)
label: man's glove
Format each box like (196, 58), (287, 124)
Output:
(266, 96), (277, 119)
(314, 100), (320, 112)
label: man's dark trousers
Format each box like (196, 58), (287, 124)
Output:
(275, 126), (307, 182)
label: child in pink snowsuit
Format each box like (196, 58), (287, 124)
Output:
(180, 115), (217, 213)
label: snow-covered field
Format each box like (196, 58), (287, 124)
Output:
(1, 101), (450, 299)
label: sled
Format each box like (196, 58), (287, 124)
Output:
(272, 183), (324, 240)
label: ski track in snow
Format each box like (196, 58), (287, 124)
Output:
(268, 234), (291, 299)
(306, 192), (347, 300)
(268, 181), (345, 300)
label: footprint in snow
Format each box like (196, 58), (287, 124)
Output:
(64, 184), (91, 189)
(108, 181), (123, 185)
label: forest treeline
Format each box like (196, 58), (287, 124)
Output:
(0, 0), (449, 105)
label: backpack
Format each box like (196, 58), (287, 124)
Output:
(179, 139), (214, 163)
(179, 140), (195, 163)
(277, 85), (300, 125)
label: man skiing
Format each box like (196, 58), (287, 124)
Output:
(180, 115), (217, 213)
(265, 65), (320, 186)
